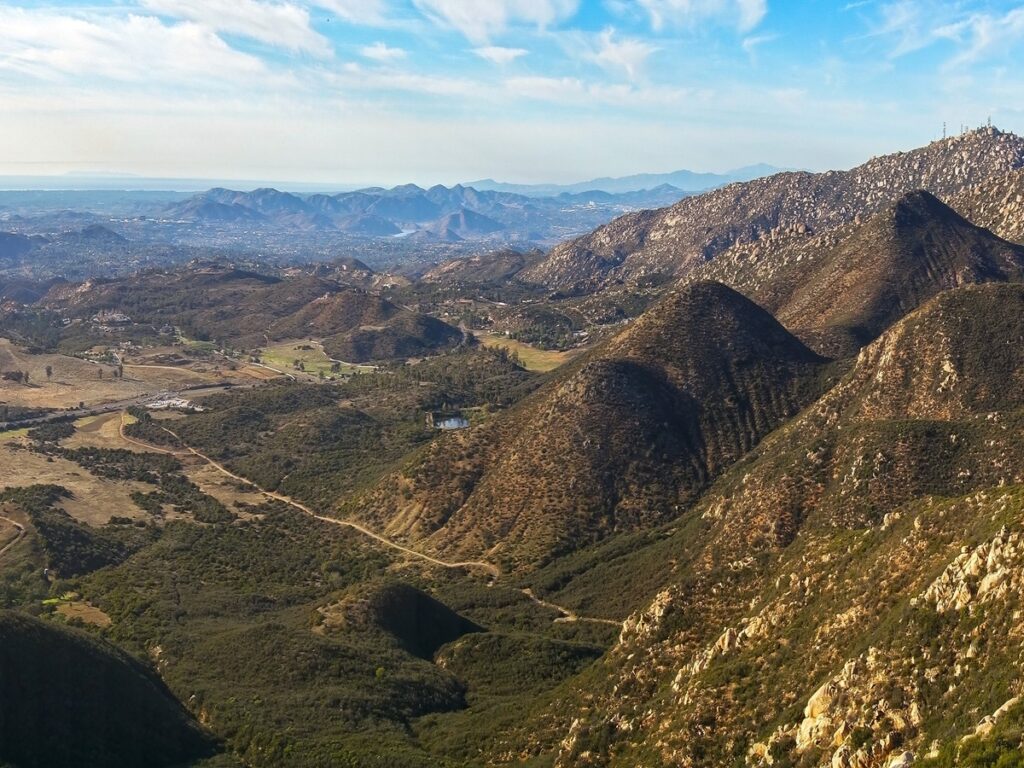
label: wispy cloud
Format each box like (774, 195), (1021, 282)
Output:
(473, 46), (529, 65)
(360, 41), (406, 62)
(412, 0), (579, 43)
(141, 0), (331, 57)
(589, 28), (658, 80)
(634, 0), (768, 33)
(314, 0), (390, 25)
(936, 7), (1024, 67)
(741, 31), (776, 62)
(0, 7), (270, 85)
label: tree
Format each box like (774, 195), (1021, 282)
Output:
(45, 365), (53, 381)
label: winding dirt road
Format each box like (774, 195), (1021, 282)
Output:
(119, 416), (621, 627)
(0, 515), (26, 559)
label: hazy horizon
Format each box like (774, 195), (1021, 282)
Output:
(2, 1), (1023, 186)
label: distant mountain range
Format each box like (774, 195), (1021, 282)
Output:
(161, 183), (688, 244)
(465, 163), (786, 196)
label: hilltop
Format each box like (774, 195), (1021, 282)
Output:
(350, 282), (828, 570)
(687, 189), (1024, 356)
(525, 127), (1024, 293)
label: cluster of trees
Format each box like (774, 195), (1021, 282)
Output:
(1, 370), (29, 384)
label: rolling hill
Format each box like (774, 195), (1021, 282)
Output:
(42, 264), (464, 362)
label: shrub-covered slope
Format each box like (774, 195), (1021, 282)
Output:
(505, 283), (1024, 768)
(351, 282), (829, 570)
(0, 610), (214, 768)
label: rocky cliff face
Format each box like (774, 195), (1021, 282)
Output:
(524, 128), (1024, 294)
(950, 168), (1024, 245)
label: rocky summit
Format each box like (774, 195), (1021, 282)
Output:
(525, 128), (1024, 294)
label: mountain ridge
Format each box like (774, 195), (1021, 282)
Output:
(524, 127), (1024, 294)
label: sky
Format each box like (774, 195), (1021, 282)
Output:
(1, 0), (1024, 187)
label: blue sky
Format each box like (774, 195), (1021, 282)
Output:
(1, 0), (1023, 186)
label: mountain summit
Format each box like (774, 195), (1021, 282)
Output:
(524, 127), (1024, 294)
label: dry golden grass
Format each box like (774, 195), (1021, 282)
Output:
(259, 339), (375, 379)
(56, 601), (112, 628)
(182, 462), (267, 517)
(0, 442), (149, 525)
(475, 333), (583, 373)
(0, 338), (218, 409)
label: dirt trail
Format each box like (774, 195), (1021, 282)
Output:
(118, 416), (622, 627)
(521, 588), (622, 627)
(0, 516), (26, 559)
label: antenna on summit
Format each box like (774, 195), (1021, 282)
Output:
(942, 122), (946, 139)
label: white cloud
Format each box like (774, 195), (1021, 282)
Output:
(636, 0), (767, 33)
(0, 7), (269, 85)
(741, 32), (776, 62)
(314, 0), (390, 24)
(360, 41), (407, 61)
(412, 0), (579, 43)
(474, 46), (529, 65)
(936, 8), (1024, 67)
(590, 27), (657, 80)
(504, 75), (689, 108)
(141, 0), (331, 56)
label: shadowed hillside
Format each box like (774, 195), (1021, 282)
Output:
(0, 611), (215, 768)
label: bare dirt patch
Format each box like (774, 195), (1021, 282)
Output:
(182, 461), (268, 517)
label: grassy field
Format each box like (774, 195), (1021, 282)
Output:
(258, 339), (376, 379)
(0, 441), (151, 525)
(0, 337), (220, 409)
(476, 332), (584, 373)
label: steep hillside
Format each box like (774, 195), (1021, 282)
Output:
(687, 190), (1024, 356)
(0, 611), (214, 768)
(512, 283), (1024, 768)
(950, 168), (1024, 244)
(349, 282), (828, 570)
(525, 127), (1024, 293)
